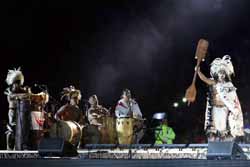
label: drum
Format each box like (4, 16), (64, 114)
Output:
(133, 118), (145, 144)
(49, 120), (82, 146)
(81, 125), (100, 144)
(15, 98), (31, 150)
(30, 110), (45, 149)
(100, 116), (117, 144)
(30, 111), (45, 130)
(116, 118), (134, 144)
(29, 92), (48, 149)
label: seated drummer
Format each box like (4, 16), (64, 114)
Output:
(86, 95), (109, 144)
(115, 89), (144, 143)
(54, 86), (84, 126)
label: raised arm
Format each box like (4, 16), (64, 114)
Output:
(197, 68), (215, 85)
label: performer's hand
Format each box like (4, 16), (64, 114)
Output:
(194, 66), (200, 72)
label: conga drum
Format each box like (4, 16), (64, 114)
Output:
(15, 97), (31, 150)
(100, 116), (117, 144)
(81, 124), (100, 145)
(49, 120), (82, 147)
(29, 93), (48, 150)
(30, 110), (45, 149)
(116, 118), (134, 144)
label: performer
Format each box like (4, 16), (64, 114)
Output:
(53, 86), (84, 147)
(115, 89), (142, 119)
(115, 89), (144, 144)
(154, 118), (176, 144)
(54, 85), (84, 125)
(4, 67), (48, 150)
(197, 55), (244, 141)
(86, 95), (110, 144)
(4, 68), (29, 150)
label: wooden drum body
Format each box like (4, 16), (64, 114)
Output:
(116, 118), (133, 144)
(100, 116), (117, 144)
(49, 120), (82, 146)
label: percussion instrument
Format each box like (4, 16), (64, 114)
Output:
(10, 92), (48, 150)
(81, 116), (117, 145)
(15, 97), (31, 150)
(100, 116), (117, 144)
(49, 120), (82, 147)
(81, 124), (100, 144)
(116, 118), (134, 144)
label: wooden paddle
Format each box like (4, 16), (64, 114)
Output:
(185, 39), (209, 105)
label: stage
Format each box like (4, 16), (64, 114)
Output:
(1, 144), (250, 167)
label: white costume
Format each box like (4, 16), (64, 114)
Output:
(115, 98), (142, 119)
(204, 55), (244, 139)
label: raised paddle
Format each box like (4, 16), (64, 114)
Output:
(185, 39), (209, 105)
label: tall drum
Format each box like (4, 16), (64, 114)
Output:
(100, 116), (117, 144)
(15, 98), (31, 150)
(49, 120), (82, 147)
(116, 118), (134, 144)
(29, 93), (48, 149)
(30, 110), (45, 149)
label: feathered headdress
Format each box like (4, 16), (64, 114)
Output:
(5, 67), (24, 86)
(60, 85), (81, 101)
(210, 55), (234, 79)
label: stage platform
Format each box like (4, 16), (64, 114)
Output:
(1, 144), (250, 167)
(1, 144), (250, 159)
(1, 159), (250, 167)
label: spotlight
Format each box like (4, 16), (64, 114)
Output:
(182, 97), (187, 103)
(173, 102), (179, 108)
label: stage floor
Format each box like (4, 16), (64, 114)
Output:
(1, 144), (250, 160)
(1, 159), (250, 167)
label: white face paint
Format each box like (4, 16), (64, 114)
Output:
(11, 83), (21, 92)
(218, 70), (226, 82)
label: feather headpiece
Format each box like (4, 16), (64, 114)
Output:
(5, 67), (24, 86)
(60, 85), (81, 101)
(210, 55), (234, 79)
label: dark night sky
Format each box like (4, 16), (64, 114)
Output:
(1, 0), (250, 143)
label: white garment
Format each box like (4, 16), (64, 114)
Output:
(212, 106), (228, 132)
(216, 82), (244, 137)
(115, 98), (142, 119)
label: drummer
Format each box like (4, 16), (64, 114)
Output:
(54, 86), (84, 126)
(115, 89), (144, 143)
(115, 89), (142, 119)
(86, 95), (110, 144)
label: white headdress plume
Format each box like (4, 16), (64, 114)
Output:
(60, 85), (82, 101)
(210, 55), (234, 79)
(5, 67), (24, 86)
